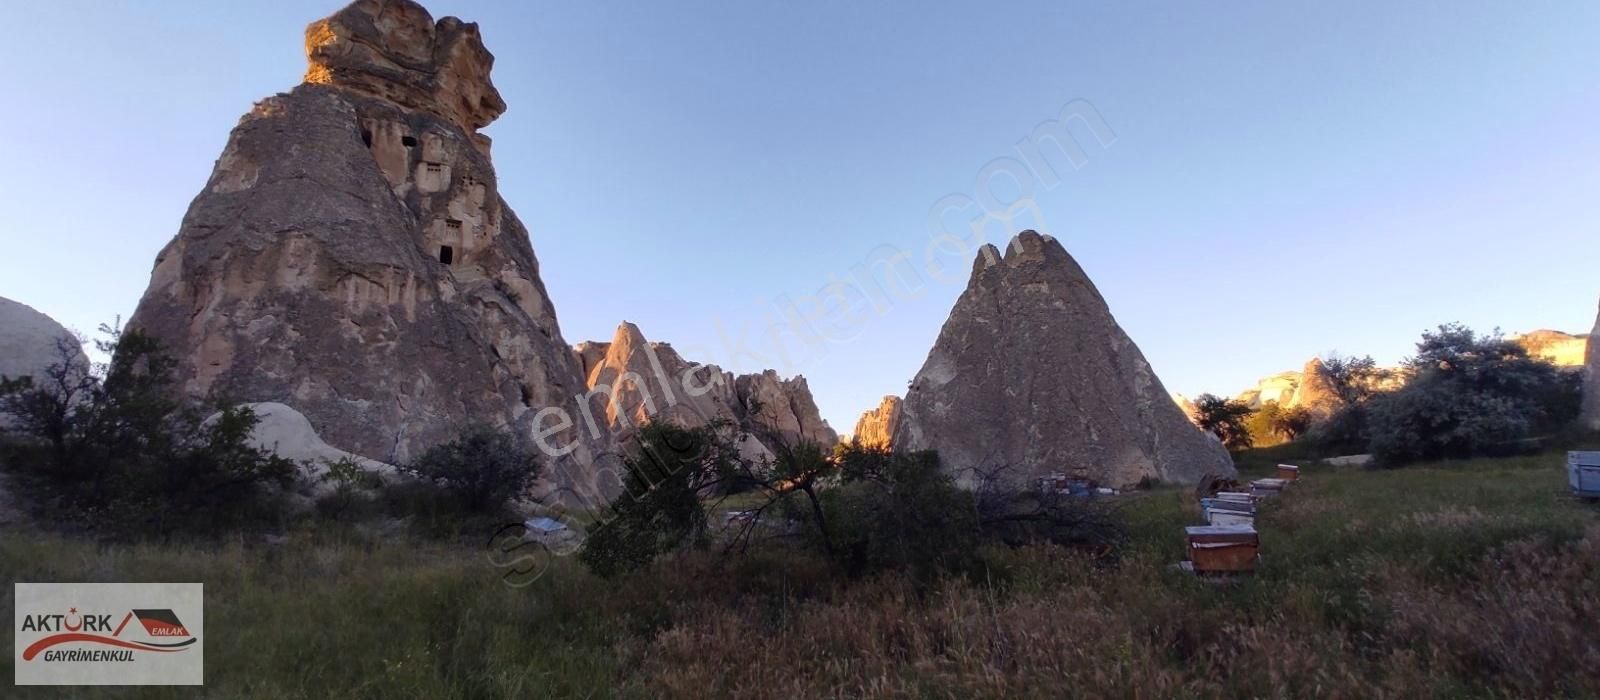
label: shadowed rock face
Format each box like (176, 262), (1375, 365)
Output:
(574, 322), (838, 458)
(893, 230), (1234, 488)
(851, 395), (902, 449)
(127, 0), (604, 493)
(1584, 299), (1600, 430)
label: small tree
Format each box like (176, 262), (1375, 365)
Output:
(1192, 393), (1255, 450)
(402, 425), (541, 513)
(1317, 355), (1393, 406)
(579, 421), (741, 578)
(1253, 402), (1312, 442)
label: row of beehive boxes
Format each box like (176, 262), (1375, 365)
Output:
(1185, 464), (1299, 574)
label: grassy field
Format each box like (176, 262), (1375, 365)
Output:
(4, 448), (1599, 698)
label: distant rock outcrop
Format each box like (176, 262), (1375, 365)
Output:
(1583, 301), (1600, 430)
(735, 371), (839, 449)
(575, 322), (838, 459)
(1512, 329), (1588, 368)
(126, 0), (604, 492)
(1235, 371), (1303, 409)
(0, 297), (86, 388)
(1291, 358), (1344, 419)
(893, 231), (1235, 488)
(851, 395), (902, 449)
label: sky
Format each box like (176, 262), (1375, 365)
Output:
(2, 1), (1597, 434)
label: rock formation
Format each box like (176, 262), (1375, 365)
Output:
(126, 0), (603, 492)
(1583, 299), (1600, 430)
(851, 395), (902, 449)
(0, 297), (87, 388)
(225, 402), (396, 484)
(1235, 371), (1303, 409)
(734, 371), (839, 449)
(575, 322), (838, 458)
(893, 231), (1234, 488)
(1512, 329), (1588, 368)
(1290, 358), (1343, 419)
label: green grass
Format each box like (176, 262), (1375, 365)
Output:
(4, 448), (1599, 698)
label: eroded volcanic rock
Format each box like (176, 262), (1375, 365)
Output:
(893, 231), (1234, 487)
(0, 297), (86, 388)
(575, 322), (838, 457)
(127, 0), (601, 490)
(851, 395), (902, 449)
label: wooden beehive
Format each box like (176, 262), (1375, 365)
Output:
(1202, 499), (1256, 527)
(1276, 464), (1300, 481)
(1186, 525), (1259, 572)
(1250, 478), (1287, 498)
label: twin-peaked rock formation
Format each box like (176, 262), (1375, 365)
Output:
(575, 322), (838, 460)
(892, 231), (1234, 487)
(127, 0), (603, 489)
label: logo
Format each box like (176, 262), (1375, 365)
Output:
(15, 583), (203, 686)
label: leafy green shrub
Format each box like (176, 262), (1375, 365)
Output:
(400, 425), (541, 513)
(314, 456), (382, 521)
(824, 445), (978, 580)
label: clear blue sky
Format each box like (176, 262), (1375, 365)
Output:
(2, 1), (1597, 432)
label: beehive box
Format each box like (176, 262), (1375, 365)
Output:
(1570, 452), (1600, 497)
(1186, 525), (1259, 572)
(1215, 491), (1254, 504)
(1276, 464), (1300, 481)
(1206, 507), (1255, 527)
(1250, 478), (1288, 498)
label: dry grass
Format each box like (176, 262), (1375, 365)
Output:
(3, 449), (1599, 698)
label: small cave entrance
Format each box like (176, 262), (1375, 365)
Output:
(519, 384), (534, 407)
(438, 245), (454, 265)
(402, 135), (418, 148)
(360, 128), (373, 147)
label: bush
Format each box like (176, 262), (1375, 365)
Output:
(0, 325), (295, 535)
(824, 445), (978, 580)
(400, 425), (542, 513)
(1365, 323), (1580, 466)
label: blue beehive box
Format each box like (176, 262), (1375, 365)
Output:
(1570, 452), (1600, 497)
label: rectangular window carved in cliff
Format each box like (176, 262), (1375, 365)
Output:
(438, 245), (454, 265)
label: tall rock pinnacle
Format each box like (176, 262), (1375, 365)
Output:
(127, 0), (603, 492)
(893, 231), (1235, 487)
